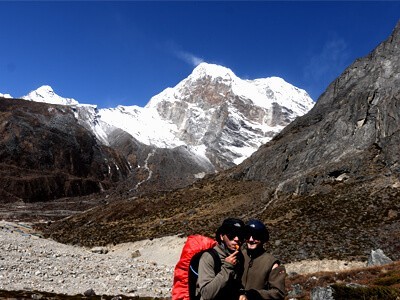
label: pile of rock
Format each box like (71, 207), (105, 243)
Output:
(0, 224), (174, 298)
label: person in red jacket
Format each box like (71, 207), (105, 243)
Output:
(240, 219), (286, 300)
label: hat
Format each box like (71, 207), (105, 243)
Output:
(245, 219), (269, 242)
(216, 218), (244, 242)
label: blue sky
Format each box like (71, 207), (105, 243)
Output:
(1, 2), (399, 108)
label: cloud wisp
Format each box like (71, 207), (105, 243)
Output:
(165, 41), (205, 67)
(304, 37), (350, 97)
(175, 49), (204, 67)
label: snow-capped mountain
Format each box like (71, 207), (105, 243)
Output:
(96, 63), (314, 168)
(22, 85), (79, 106)
(0, 62), (314, 200)
(14, 62), (314, 170)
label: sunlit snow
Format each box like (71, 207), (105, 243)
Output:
(22, 85), (79, 106)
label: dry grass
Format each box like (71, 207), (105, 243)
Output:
(286, 261), (400, 299)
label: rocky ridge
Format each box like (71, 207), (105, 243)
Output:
(0, 98), (131, 202)
(234, 20), (400, 197)
(0, 63), (313, 202)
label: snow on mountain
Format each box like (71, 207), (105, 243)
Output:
(142, 63), (314, 166)
(146, 63), (311, 114)
(249, 77), (312, 115)
(0, 93), (12, 98)
(19, 63), (315, 168)
(97, 105), (183, 148)
(22, 85), (79, 106)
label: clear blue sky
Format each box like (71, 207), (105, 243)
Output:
(1, 1), (399, 108)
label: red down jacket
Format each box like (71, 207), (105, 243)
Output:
(172, 235), (217, 300)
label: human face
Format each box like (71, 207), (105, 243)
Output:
(220, 232), (242, 251)
(245, 234), (261, 250)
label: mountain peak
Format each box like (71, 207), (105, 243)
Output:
(37, 85), (54, 93)
(22, 85), (79, 106)
(191, 62), (238, 81)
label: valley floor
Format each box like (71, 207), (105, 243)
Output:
(0, 221), (375, 299)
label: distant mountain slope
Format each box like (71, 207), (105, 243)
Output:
(18, 63), (314, 170)
(0, 98), (131, 202)
(1, 63), (313, 201)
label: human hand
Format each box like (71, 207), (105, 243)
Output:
(224, 250), (239, 265)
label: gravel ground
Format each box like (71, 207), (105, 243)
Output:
(0, 221), (182, 298)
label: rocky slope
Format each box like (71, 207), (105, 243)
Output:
(0, 222), (175, 298)
(0, 98), (131, 202)
(233, 21), (400, 197)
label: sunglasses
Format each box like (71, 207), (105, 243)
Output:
(244, 233), (263, 241)
(225, 231), (244, 241)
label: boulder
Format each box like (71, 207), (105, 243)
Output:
(311, 286), (335, 300)
(367, 249), (393, 266)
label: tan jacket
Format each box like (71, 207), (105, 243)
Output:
(197, 244), (243, 300)
(241, 248), (286, 299)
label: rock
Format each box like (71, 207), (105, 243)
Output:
(0, 225), (174, 298)
(346, 283), (366, 288)
(131, 249), (141, 258)
(311, 286), (335, 300)
(288, 283), (303, 297)
(387, 209), (398, 219)
(367, 249), (393, 266)
(90, 247), (108, 254)
(83, 288), (96, 296)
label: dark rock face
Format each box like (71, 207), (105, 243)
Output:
(0, 99), (131, 202)
(233, 21), (400, 198)
(129, 145), (215, 193)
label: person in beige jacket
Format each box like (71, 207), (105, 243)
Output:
(240, 219), (286, 300)
(196, 218), (245, 300)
